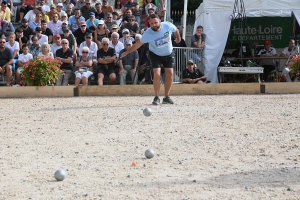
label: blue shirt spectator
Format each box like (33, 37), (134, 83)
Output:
(68, 15), (85, 32)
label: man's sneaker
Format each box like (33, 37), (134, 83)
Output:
(162, 96), (174, 104)
(152, 96), (160, 105)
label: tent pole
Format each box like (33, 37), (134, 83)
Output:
(182, 0), (188, 40)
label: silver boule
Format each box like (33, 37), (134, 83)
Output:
(54, 169), (66, 181)
(145, 149), (155, 159)
(143, 107), (152, 117)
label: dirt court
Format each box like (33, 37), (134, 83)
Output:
(0, 94), (299, 199)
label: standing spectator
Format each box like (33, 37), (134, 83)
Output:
(41, 20), (53, 43)
(95, 2), (105, 20)
(119, 40), (138, 85)
(80, 0), (96, 20)
(123, 15), (139, 38)
(30, 27), (48, 44)
(74, 46), (93, 86)
(15, 44), (33, 86)
(119, 28), (134, 45)
(102, 0), (114, 16)
(56, 3), (66, 18)
(0, 37), (14, 86)
(94, 20), (109, 48)
(38, 0), (50, 13)
(20, 18), (35, 41)
(23, 6), (40, 22)
(55, 38), (74, 86)
(79, 33), (98, 67)
(6, 33), (20, 71)
(15, 28), (29, 54)
(74, 21), (92, 46)
(191, 25), (206, 48)
(109, 32), (123, 59)
(38, 43), (54, 58)
(47, 5), (61, 21)
(29, 35), (42, 57)
(86, 12), (99, 31)
(124, 0), (140, 25)
(114, 0), (124, 18)
(105, 12), (116, 31)
(96, 37), (117, 85)
(0, 1), (15, 37)
(29, 12), (42, 31)
(68, 8), (85, 33)
(18, 0), (36, 22)
(47, 13), (62, 35)
(50, 34), (62, 57)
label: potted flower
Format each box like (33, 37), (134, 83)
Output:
(289, 55), (300, 81)
(22, 57), (63, 86)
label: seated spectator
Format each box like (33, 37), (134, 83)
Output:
(47, 5), (60, 21)
(96, 37), (117, 85)
(74, 46), (93, 86)
(119, 28), (134, 45)
(79, 33), (98, 68)
(15, 44), (33, 86)
(6, 33), (20, 70)
(38, 42), (54, 58)
(181, 60), (207, 84)
(144, 7), (154, 28)
(47, 13), (62, 35)
(119, 40), (138, 85)
(41, 20), (53, 43)
(0, 37), (14, 86)
(40, 9), (50, 22)
(108, 23), (122, 39)
(105, 12), (116, 31)
(109, 32), (124, 59)
(50, 34), (62, 57)
(144, 0), (156, 16)
(102, 0), (114, 16)
(74, 0), (85, 10)
(95, 2), (105, 20)
(29, 35), (42, 57)
(65, 3), (74, 18)
(0, 1), (15, 37)
(63, 0), (73, 11)
(29, 12), (43, 31)
(74, 21), (93, 47)
(18, 0), (35, 22)
(20, 18), (35, 40)
(56, 3), (66, 19)
(55, 39), (74, 86)
(60, 27), (77, 53)
(113, 0), (124, 18)
(124, 0), (140, 24)
(280, 39), (297, 82)
(91, 0), (102, 8)
(86, 12), (99, 31)
(38, 0), (50, 13)
(68, 8), (85, 33)
(23, 6), (41, 22)
(58, 20), (69, 34)
(112, 11), (122, 26)
(80, 0), (96, 20)
(15, 28), (29, 54)
(123, 15), (139, 38)
(30, 27), (48, 44)
(94, 20), (109, 49)
(60, 12), (68, 22)
(121, 9), (133, 29)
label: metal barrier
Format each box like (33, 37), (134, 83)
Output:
(173, 47), (204, 82)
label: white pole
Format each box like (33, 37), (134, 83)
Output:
(182, 0), (188, 41)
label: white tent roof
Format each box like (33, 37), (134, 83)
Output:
(194, 0), (300, 83)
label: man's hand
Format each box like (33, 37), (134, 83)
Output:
(119, 68), (124, 74)
(131, 68), (136, 74)
(187, 78), (193, 83)
(175, 37), (181, 44)
(0, 66), (3, 74)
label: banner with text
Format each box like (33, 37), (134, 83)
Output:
(227, 17), (294, 49)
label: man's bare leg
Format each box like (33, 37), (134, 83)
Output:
(153, 68), (161, 97)
(164, 68), (173, 97)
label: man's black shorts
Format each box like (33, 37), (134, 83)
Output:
(96, 66), (117, 76)
(149, 51), (175, 69)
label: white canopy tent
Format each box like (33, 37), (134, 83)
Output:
(193, 0), (300, 83)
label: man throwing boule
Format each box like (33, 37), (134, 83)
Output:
(120, 14), (181, 105)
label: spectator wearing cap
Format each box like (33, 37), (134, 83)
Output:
(80, 0), (96, 20)
(79, 32), (98, 67)
(68, 8), (85, 33)
(0, 1), (15, 37)
(23, 6), (41, 22)
(109, 32), (124, 59)
(55, 38), (74, 86)
(41, 20), (53, 43)
(60, 12), (68, 22)
(257, 40), (278, 82)
(15, 28), (29, 54)
(47, 5), (61, 21)
(94, 20), (109, 49)
(18, 0), (36, 22)
(74, 0), (85, 10)
(56, 3), (66, 19)
(102, 0), (114, 16)
(105, 12), (116, 31)
(30, 27), (48, 44)
(38, 0), (50, 13)
(123, 15), (139, 38)
(50, 34), (62, 57)
(108, 23), (122, 40)
(60, 26), (77, 62)
(29, 12), (43, 31)
(119, 39), (139, 85)
(181, 60), (207, 84)
(95, 2), (105, 20)
(124, 0), (140, 25)
(96, 37), (117, 85)
(74, 21), (93, 46)
(19, 18), (35, 41)
(119, 28), (134, 45)
(58, 20), (70, 34)
(112, 11), (122, 26)
(86, 12), (99, 31)
(47, 13), (62, 35)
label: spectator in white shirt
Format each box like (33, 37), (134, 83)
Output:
(6, 33), (20, 71)
(30, 27), (49, 44)
(38, 0), (50, 13)
(15, 44), (33, 86)
(47, 13), (62, 35)
(24, 6), (41, 22)
(109, 32), (124, 62)
(79, 32), (98, 67)
(56, 3), (66, 19)
(50, 34), (62, 57)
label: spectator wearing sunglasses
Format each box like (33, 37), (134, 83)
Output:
(74, 21), (93, 47)
(123, 15), (139, 38)
(119, 28), (134, 45)
(124, 0), (140, 25)
(74, 46), (93, 86)
(105, 12), (117, 31)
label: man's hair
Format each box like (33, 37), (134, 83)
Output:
(74, 8), (80, 11)
(111, 32), (119, 38)
(197, 25), (203, 30)
(61, 39), (69, 44)
(41, 20), (47, 24)
(16, 27), (23, 32)
(112, 12), (118, 16)
(102, 37), (109, 43)
(22, 44), (29, 49)
(135, 34), (142, 39)
(82, 46), (89, 53)
(106, 12), (112, 17)
(95, 3), (101, 6)
(149, 14), (160, 20)
(1, 1), (7, 5)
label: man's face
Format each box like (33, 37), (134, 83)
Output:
(102, 41), (109, 50)
(90, 15), (95, 20)
(0, 39), (5, 48)
(23, 47), (29, 54)
(36, 14), (43, 21)
(126, 10), (132, 16)
(53, 14), (58, 22)
(197, 28), (203, 35)
(129, 18), (135, 24)
(148, 10), (154, 15)
(16, 31), (23, 37)
(96, 5), (101, 11)
(85, 36), (92, 42)
(103, 1), (108, 6)
(63, 30), (69, 36)
(85, 2), (91, 8)
(106, 15), (112, 22)
(265, 44), (271, 50)
(80, 24), (86, 31)
(67, 5), (72, 11)
(32, 37), (39, 44)
(42, 23), (47, 29)
(36, 31), (42, 37)
(57, 6), (62, 11)
(34, 7), (40, 14)
(22, 21), (28, 27)
(112, 35), (119, 43)
(126, 43), (132, 50)
(62, 23), (67, 27)
(40, 0), (44, 5)
(1, 3), (7, 11)
(112, 28), (118, 32)
(128, 0), (133, 3)
(61, 40), (69, 48)
(55, 37), (61, 45)
(50, 7), (56, 13)
(187, 63), (194, 70)
(123, 32), (129, 38)
(149, 18), (161, 31)
(112, 14), (118, 20)
(75, 10), (81, 17)
(289, 40), (295, 48)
